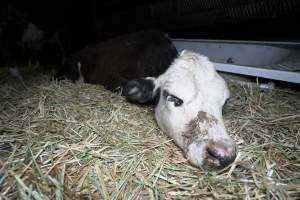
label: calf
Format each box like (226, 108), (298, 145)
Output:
(124, 50), (237, 168)
(55, 30), (178, 91)
(57, 30), (236, 169)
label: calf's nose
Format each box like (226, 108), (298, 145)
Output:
(206, 139), (237, 168)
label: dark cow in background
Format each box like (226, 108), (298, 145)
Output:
(0, 3), (68, 80)
(56, 29), (237, 169)
(0, 22), (64, 67)
(55, 30), (178, 93)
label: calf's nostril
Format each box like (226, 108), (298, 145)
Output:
(207, 147), (219, 159)
(206, 144), (237, 168)
(205, 147), (221, 167)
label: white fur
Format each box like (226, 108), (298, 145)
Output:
(153, 50), (234, 167)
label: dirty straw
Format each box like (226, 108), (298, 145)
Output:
(0, 67), (299, 199)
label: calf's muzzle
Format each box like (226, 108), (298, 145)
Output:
(205, 139), (237, 168)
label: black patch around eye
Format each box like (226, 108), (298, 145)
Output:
(163, 90), (183, 107)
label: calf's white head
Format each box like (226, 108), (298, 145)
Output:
(124, 50), (237, 168)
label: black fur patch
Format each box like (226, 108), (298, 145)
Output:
(154, 87), (161, 105)
(54, 30), (178, 91)
(123, 78), (158, 104)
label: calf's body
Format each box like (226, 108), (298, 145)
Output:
(56, 30), (177, 91)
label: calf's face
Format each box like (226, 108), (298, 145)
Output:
(124, 50), (237, 169)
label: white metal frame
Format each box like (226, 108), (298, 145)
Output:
(172, 39), (300, 84)
(214, 63), (300, 84)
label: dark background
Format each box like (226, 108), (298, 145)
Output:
(1, 0), (300, 55)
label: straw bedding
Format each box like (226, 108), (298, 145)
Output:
(0, 67), (299, 199)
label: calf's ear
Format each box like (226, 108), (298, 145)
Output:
(122, 78), (159, 104)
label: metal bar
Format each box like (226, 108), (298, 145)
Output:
(173, 38), (300, 46)
(214, 63), (300, 84)
(172, 38), (300, 84)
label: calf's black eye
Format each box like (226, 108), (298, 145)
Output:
(167, 95), (183, 107)
(163, 90), (183, 107)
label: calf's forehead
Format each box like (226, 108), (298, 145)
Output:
(157, 68), (198, 102)
(155, 50), (229, 107)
